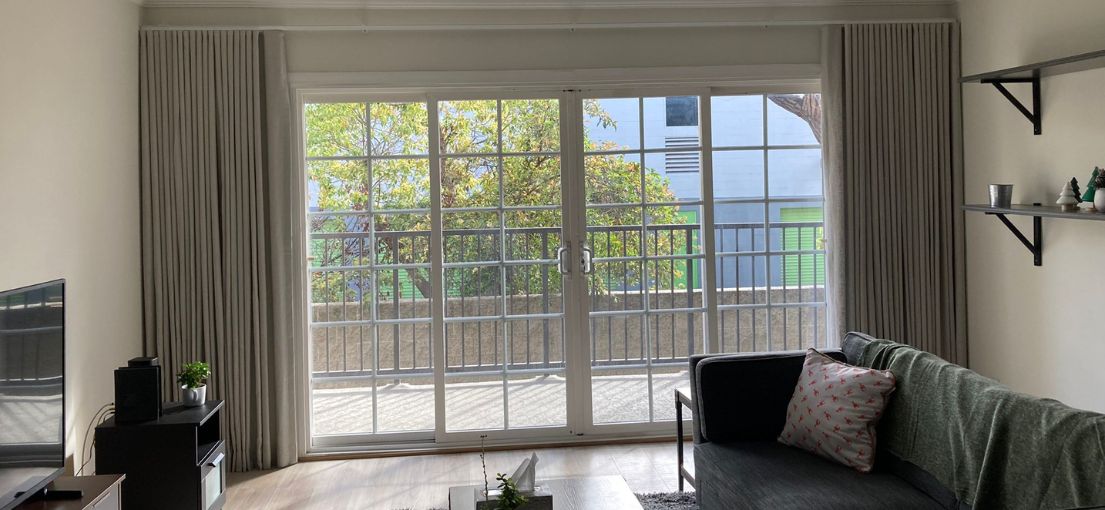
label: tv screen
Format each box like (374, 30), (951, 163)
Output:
(0, 280), (64, 510)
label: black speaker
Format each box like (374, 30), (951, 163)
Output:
(114, 357), (162, 424)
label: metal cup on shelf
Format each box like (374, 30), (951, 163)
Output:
(989, 184), (1013, 208)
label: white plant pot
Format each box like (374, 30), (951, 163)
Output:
(1095, 191), (1105, 213)
(182, 385), (206, 407)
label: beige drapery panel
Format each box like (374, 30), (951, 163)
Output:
(822, 23), (967, 364)
(139, 30), (299, 471)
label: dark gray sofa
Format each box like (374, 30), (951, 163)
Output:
(689, 333), (962, 510)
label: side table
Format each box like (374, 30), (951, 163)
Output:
(675, 387), (695, 491)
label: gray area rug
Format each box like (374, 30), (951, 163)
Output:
(636, 492), (698, 510)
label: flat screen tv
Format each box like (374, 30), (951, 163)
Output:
(0, 280), (65, 510)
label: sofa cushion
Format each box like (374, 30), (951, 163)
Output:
(778, 349), (896, 472)
(694, 350), (847, 443)
(694, 441), (946, 510)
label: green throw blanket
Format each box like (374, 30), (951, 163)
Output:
(859, 339), (1105, 510)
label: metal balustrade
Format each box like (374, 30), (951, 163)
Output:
(308, 219), (826, 380)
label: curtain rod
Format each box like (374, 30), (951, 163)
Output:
(139, 18), (956, 32)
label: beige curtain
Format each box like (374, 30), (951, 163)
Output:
(822, 23), (967, 364)
(139, 30), (299, 471)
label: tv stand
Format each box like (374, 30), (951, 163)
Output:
(15, 475), (123, 510)
(95, 400), (225, 510)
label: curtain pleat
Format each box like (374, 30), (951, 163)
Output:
(140, 29), (297, 471)
(823, 23), (967, 364)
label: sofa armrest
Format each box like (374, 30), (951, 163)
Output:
(690, 349), (845, 444)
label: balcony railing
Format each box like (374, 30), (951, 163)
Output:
(308, 220), (826, 380)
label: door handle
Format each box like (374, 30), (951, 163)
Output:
(580, 245), (594, 275)
(557, 243), (571, 275)
(207, 452), (225, 467)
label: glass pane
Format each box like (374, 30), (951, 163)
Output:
(504, 211), (561, 262)
(717, 307), (768, 353)
(591, 366), (649, 425)
(445, 321), (502, 370)
(767, 94), (821, 146)
(648, 312), (704, 362)
(644, 96), (700, 150)
(646, 259), (703, 310)
(310, 269), (371, 318)
(308, 160), (368, 212)
(716, 255), (767, 305)
(376, 374), (435, 433)
(445, 374), (505, 431)
(590, 314), (645, 364)
(374, 213), (431, 265)
(375, 269), (432, 319)
(644, 152), (700, 203)
(506, 318), (564, 366)
(445, 267), (503, 317)
(583, 98), (640, 151)
(508, 372), (566, 428)
(443, 211), (500, 263)
(502, 99), (560, 153)
(439, 100), (498, 154)
(713, 150), (765, 200)
(712, 95), (764, 147)
(310, 324), (372, 375)
(590, 261), (645, 312)
(370, 102), (428, 156)
(441, 157), (499, 208)
(714, 203), (765, 253)
(309, 230), (372, 268)
(646, 205), (701, 256)
(586, 154), (642, 205)
(373, 158), (430, 210)
(305, 102), (366, 157)
(377, 322), (432, 372)
(767, 149), (823, 198)
(651, 364), (689, 422)
(503, 156), (561, 206)
(312, 378), (372, 436)
(506, 265), (562, 315)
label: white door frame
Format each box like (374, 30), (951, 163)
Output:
(293, 65), (822, 454)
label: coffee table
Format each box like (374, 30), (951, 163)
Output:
(448, 476), (643, 510)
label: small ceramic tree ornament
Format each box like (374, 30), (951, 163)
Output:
(1070, 178), (1083, 203)
(1057, 181), (1079, 211)
(1082, 168), (1100, 203)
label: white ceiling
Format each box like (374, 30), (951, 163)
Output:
(139, 0), (955, 9)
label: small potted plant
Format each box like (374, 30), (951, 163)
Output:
(178, 361), (210, 407)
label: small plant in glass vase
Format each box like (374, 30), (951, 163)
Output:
(178, 361), (210, 407)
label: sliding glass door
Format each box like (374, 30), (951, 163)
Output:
(439, 98), (569, 434)
(302, 87), (826, 448)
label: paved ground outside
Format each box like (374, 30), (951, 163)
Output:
(311, 371), (687, 436)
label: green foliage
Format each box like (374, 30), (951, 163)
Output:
(305, 98), (688, 303)
(177, 362), (210, 389)
(494, 473), (528, 510)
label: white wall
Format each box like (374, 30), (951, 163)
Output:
(960, 0), (1105, 413)
(0, 0), (142, 471)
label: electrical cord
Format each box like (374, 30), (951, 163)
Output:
(75, 403), (114, 477)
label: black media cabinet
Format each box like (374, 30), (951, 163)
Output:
(95, 400), (226, 510)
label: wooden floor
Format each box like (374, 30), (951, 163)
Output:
(226, 441), (695, 510)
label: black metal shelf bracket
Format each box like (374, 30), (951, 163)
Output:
(988, 212), (1043, 266)
(981, 76), (1042, 135)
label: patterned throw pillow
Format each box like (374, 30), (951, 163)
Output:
(777, 349), (896, 473)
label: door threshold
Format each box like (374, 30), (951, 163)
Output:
(301, 432), (693, 462)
